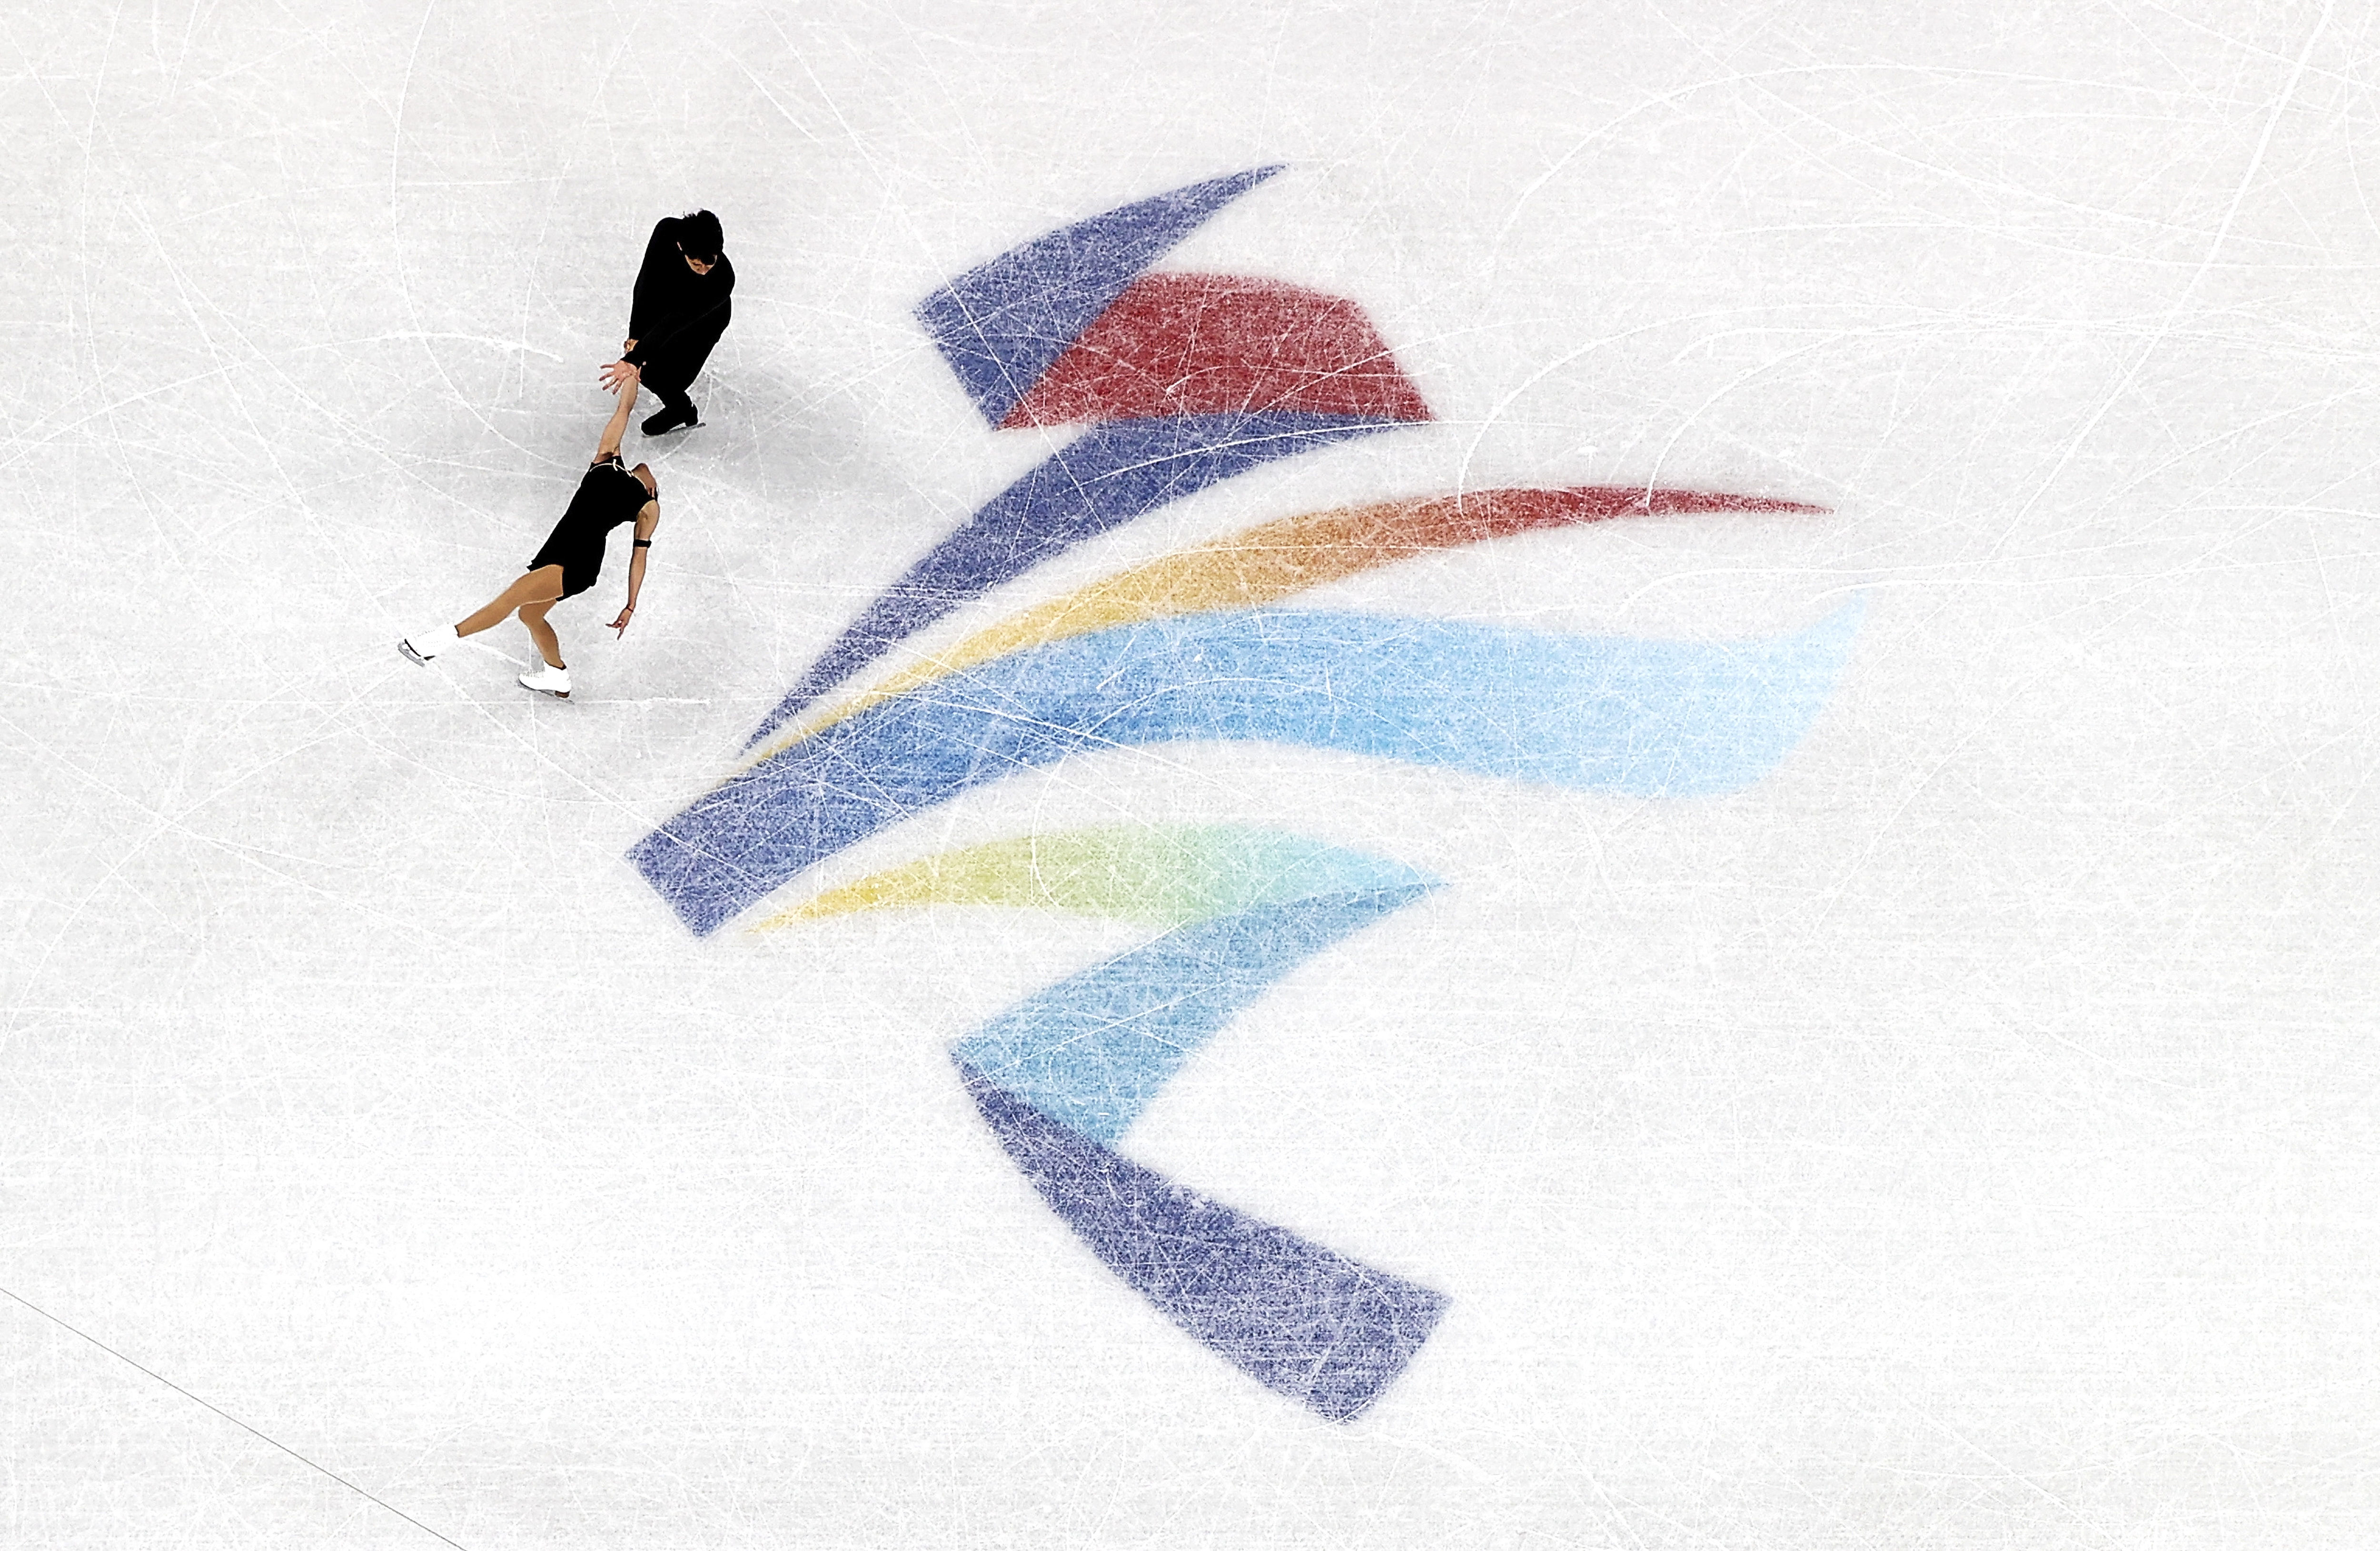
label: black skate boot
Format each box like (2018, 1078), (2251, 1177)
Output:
(642, 401), (698, 436)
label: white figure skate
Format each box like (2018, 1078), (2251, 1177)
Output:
(517, 662), (572, 700)
(399, 625), (459, 666)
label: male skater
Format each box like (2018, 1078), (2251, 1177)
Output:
(599, 209), (734, 436)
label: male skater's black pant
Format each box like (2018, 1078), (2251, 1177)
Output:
(648, 378), (696, 420)
(642, 354), (703, 427)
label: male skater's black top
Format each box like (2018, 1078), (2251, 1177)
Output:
(622, 217), (735, 393)
(529, 456), (651, 597)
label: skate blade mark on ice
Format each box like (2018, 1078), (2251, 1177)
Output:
(631, 169), (1860, 1420)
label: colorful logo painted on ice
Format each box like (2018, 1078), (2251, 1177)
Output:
(631, 169), (1859, 1421)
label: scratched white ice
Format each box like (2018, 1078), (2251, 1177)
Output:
(5, 3), (2377, 1546)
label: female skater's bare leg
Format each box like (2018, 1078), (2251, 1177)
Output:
(456, 567), (566, 637)
(401, 566), (569, 669)
(517, 598), (565, 669)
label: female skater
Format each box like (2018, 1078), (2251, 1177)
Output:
(400, 368), (659, 700)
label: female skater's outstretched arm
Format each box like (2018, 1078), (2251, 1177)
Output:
(609, 497), (660, 638)
(594, 363), (640, 461)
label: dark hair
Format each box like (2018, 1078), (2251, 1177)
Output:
(678, 209), (724, 262)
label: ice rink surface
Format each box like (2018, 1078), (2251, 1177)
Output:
(6, 2), (2379, 1545)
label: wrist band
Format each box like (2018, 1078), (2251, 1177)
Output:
(633, 539), (652, 548)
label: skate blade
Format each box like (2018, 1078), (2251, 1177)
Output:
(399, 639), (432, 666)
(517, 679), (571, 700)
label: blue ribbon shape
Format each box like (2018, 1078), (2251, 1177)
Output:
(635, 602), (1863, 935)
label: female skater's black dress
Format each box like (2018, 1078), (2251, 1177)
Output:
(529, 455), (650, 597)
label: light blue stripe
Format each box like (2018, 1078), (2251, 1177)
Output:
(634, 600), (1863, 935)
(953, 885), (1437, 1144)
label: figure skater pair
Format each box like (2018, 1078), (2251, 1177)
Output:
(401, 211), (732, 699)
